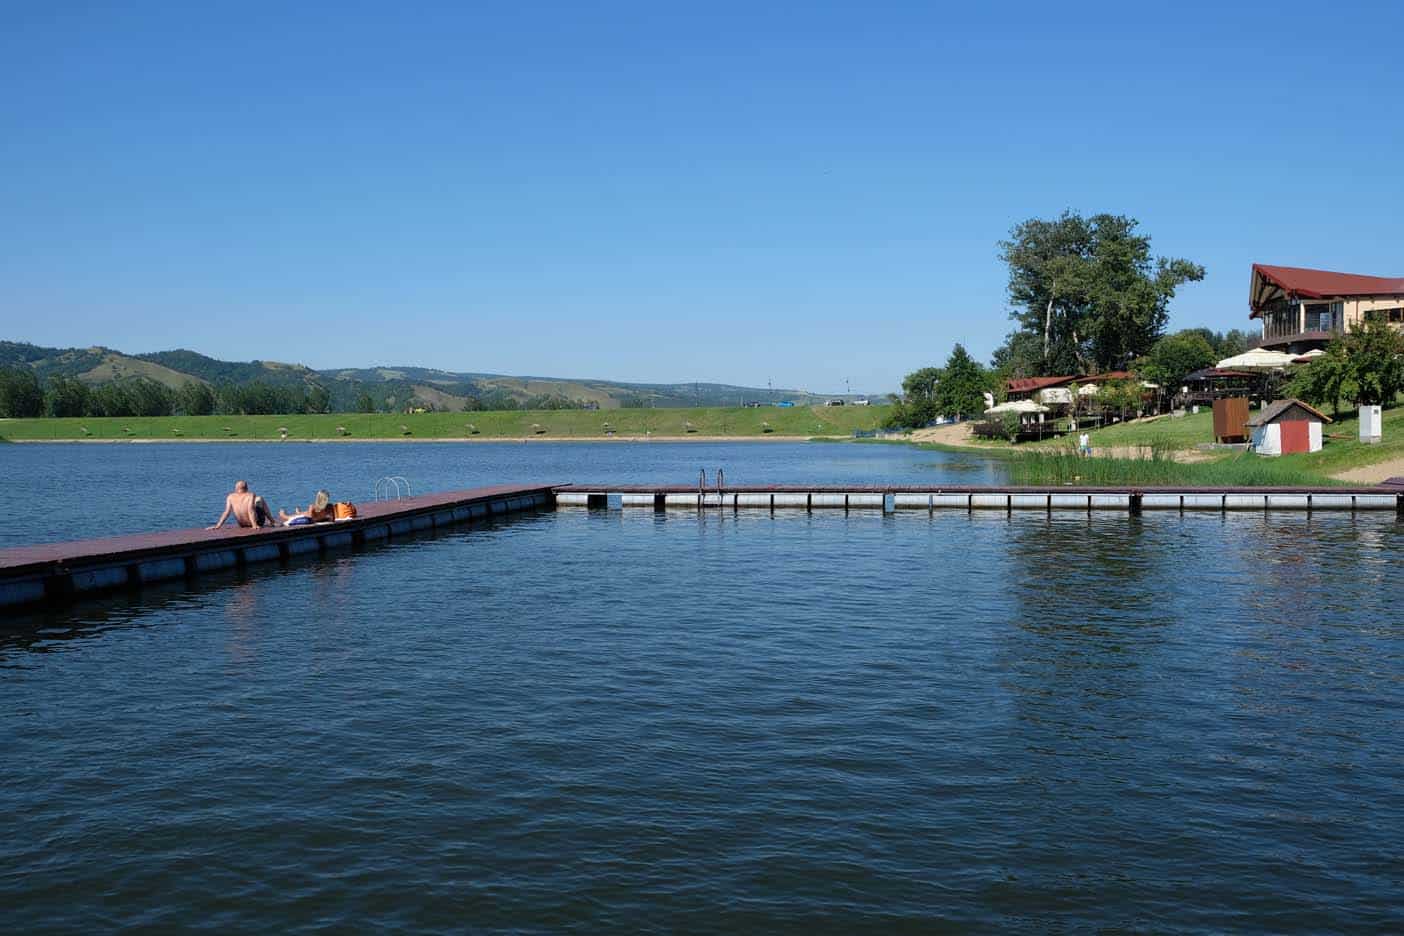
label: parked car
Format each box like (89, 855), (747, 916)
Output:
(774, 401), (795, 408)
(825, 399), (845, 406)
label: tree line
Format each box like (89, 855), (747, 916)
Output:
(0, 370), (338, 419)
(461, 391), (591, 411)
(0, 368), (599, 419)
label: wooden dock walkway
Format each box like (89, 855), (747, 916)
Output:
(0, 484), (555, 610)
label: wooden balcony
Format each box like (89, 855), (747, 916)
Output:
(1249, 330), (1334, 351)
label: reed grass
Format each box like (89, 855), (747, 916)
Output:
(1005, 442), (1336, 487)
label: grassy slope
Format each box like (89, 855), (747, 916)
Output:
(0, 405), (888, 441)
(77, 353), (208, 389)
(896, 406), (1404, 486)
(1085, 405), (1404, 476)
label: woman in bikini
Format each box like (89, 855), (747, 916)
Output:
(279, 490), (335, 526)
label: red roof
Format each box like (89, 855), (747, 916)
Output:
(1007, 375), (1077, 393)
(1250, 263), (1404, 315)
(1006, 371), (1135, 393)
(1247, 398), (1332, 426)
(1186, 368), (1254, 380)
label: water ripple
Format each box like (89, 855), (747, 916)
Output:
(2, 508), (1402, 932)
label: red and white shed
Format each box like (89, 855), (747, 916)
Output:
(1248, 399), (1331, 456)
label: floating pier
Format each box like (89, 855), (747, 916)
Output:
(0, 484), (554, 610)
(555, 483), (1404, 514)
(5, 480), (1401, 611)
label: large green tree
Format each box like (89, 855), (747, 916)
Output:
(1138, 331), (1218, 390)
(45, 376), (91, 417)
(935, 344), (990, 419)
(1290, 320), (1404, 414)
(1289, 344), (1351, 416)
(1178, 327), (1252, 359)
(996, 211), (1204, 374)
(306, 383), (332, 414)
(884, 366), (943, 428)
(175, 381), (216, 416)
(1344, 320), (1404, 407)
(0, 366), (44, 418)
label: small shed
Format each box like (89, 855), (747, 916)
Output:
(1248, 399), (1331, 456)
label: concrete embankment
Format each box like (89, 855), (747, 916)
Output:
(0, 484), (554, 610)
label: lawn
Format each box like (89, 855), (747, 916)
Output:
(0, 405), (890, 441)
(900, 402), (1404, 485)
(1085, 409), (1219, 449)
(1066, 404), (1404, 481)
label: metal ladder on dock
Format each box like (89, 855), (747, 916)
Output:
(374, 476), (412, 501)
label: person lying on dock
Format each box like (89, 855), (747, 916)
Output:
(278, 490), (336, 526)
(208, 480), (275, 530)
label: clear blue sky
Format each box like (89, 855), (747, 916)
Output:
(2, 1), (1401, 394)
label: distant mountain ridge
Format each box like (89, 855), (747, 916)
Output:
(0, 340), (861, 411)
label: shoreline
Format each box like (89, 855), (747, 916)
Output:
(3, 434), (846, 445)
(899, 418), (1402, 485)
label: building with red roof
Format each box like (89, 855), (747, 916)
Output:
(1249, 264), (1404, 353)
(1005, 372), (1134, 401)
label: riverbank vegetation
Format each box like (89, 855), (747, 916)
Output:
(1002, 446), (1337, 487)
(0, 404), (890, 441)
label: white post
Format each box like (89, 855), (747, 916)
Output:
(1360, 404), (1382, 443)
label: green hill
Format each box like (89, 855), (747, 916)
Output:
(1, 340), (870, 411)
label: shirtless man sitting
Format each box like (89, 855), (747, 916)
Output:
(208, 480), (274, 529)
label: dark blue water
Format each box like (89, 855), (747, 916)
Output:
(0, 441), (998, 547)
(3, 445), (1402, 932)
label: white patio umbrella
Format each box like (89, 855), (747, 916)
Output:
(985, 399), (1049, 415)
(1216, 348), (1297, 369)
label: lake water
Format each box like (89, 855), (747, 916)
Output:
(2, 443), (1402, 932)
(0, 440), (1000, 547)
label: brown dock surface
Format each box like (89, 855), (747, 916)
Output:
(0, 483), (556, 610)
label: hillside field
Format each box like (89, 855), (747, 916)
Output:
(0, 404), (890, 441)
(1, 340), (870, 411)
